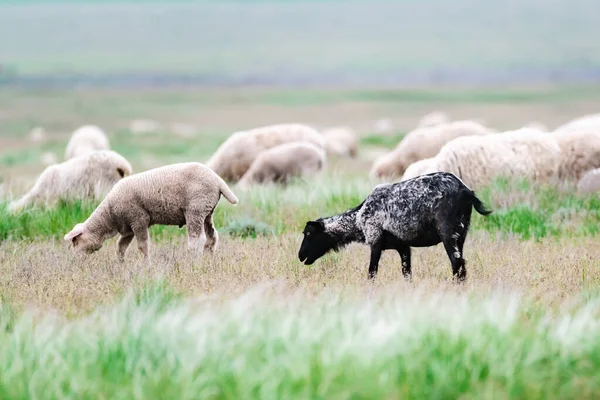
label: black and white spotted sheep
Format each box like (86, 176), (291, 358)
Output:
(298, 172), (493, 281)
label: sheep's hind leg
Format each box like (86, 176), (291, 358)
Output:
(203, 211), (218, 253)
(132, 225), (151, 263)
(185, 212), (207, 257)
(441, 234), (467, 283)
(368, 240), (384, 280)
(116, 233), (134, 262)
(396, 244), (412, 280)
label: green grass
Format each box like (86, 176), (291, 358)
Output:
(2, 177), (600, 242)
(0, 280), (599, 398)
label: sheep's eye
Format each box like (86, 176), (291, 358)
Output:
(306, 232), (311, 236)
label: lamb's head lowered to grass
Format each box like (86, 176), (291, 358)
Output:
(299, 172), (493, 282)
(64, 162), (238, 261)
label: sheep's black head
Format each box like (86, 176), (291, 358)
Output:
(298, 220), (336, 265)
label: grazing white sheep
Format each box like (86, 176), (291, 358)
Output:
(577, 168), (600, 194)
(370, 120), (491, 180)
(130, 119), (162, 135)
(169, 122), (196, 138)
(374, 118), (394, 134)
(431, 128), (560, 188)
(8, 150), (132, 213)
(322, 127), (358, 158)
(29, 127), (47, 143)
(416, 111), (450, 128)
(400, 157), (437, 181)
(63, 162), (238, 262)
(238, 142), (326, 188)
(206, 123), (325, 182)
(555, 114), (600, 133)
(65, 125), (110, 160)
(553, 130), (600, 181)
(41, 152), (58, 166)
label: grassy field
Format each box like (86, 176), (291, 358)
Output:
(1, 83), (600, 397)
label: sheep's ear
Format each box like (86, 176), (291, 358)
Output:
(64, 223), (85, 241)
(306, 220), (325, 231)
(117, 168), (125, 178)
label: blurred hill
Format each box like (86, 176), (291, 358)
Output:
(1, 0), (600, 88)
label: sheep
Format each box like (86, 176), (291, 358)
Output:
(416, 111), (450, 128)
(525, 122), (548, 132)
(8, 150), (132, 213)
(554, 114), (600, 133)
(431, 128), (560, 189)
(374, 118), (394, 134)
(322, 127), (358, 158)
(298, 172), (492, 282)
(400, 157), (437, 181)
(553, 130), (600, 181)
(41, 152), (58, 166)
(577, 168), (600, 194)
(29, 127), (47, 143)
(130, 119), (162, 135)
(63, 162), (238, 262)
(238, 142), (326, 188)
(369, 120), (491, 180)
(65, 125), (110, 160)
(206, 123), (325, 182)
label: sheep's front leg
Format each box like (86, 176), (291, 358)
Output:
(116, 233), (134, 262)
(132, 225), (150, 262)
(368, 240), (384, 280)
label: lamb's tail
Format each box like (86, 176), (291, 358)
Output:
(470, 191), (492, 216)
(218, 179), (239, 205)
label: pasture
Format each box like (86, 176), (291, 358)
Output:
(1, 86), (600, 398)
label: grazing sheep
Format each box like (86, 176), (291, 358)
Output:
(206, 123), (325, 182)
(29, 127), (47, 143)
(374, 118), (393, 134)
(416, 111), (450, 128)
(400, 157), (437, 181)
(553, 130), (600, 181)
(431, 128), (560, 188)
(65, 125), (110, 160)
(8, 150), (132, 213)
(63, 162), (238, 262)
(322, 127), (358, 158)
(41, 152), (58, 166)
(555, 114), (600, 133)
(298, 172), (492, 281)
(370, 120), (491, 180)
(238, 142), (326, 188)
(130, 119), (162, 135)
(525, 122), (548, 132)
(577, 168), (600, 194)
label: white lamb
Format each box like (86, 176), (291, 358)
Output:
(555, 114), (600, 133)
(577, 168), (600, 194)
(369, 120), (491, 180)
(416, 111), (450, 128)
(553, 130), (600, 181)
(206, 123), (325, 182)
(238, 142), (326, 188)
(400, 157), (438, 181)
(322, 127), (358, 158)
(64, 162), (238, 262)
(65, 125), (110, 160)
(8, 150), (132, 213)
(431, 128), (560, 189)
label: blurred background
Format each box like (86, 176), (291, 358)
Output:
(1, 0), (600, 180)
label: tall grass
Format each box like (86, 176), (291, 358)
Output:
(0, 281), (599, 398)
(2, 178), (600, 242)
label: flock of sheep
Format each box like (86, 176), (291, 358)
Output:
(371, 113), (600, 193)
(2, 110), (600, 275)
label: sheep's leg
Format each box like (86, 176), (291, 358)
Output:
(203, 212), (218, 253)
(396, 244), (412, 280)
(116, 233), (134, 262)
(368, 240), (384, 280)
(442, 235), (466, 282)
(185, 212), (207, 257)
(132, 226), (150, 262)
